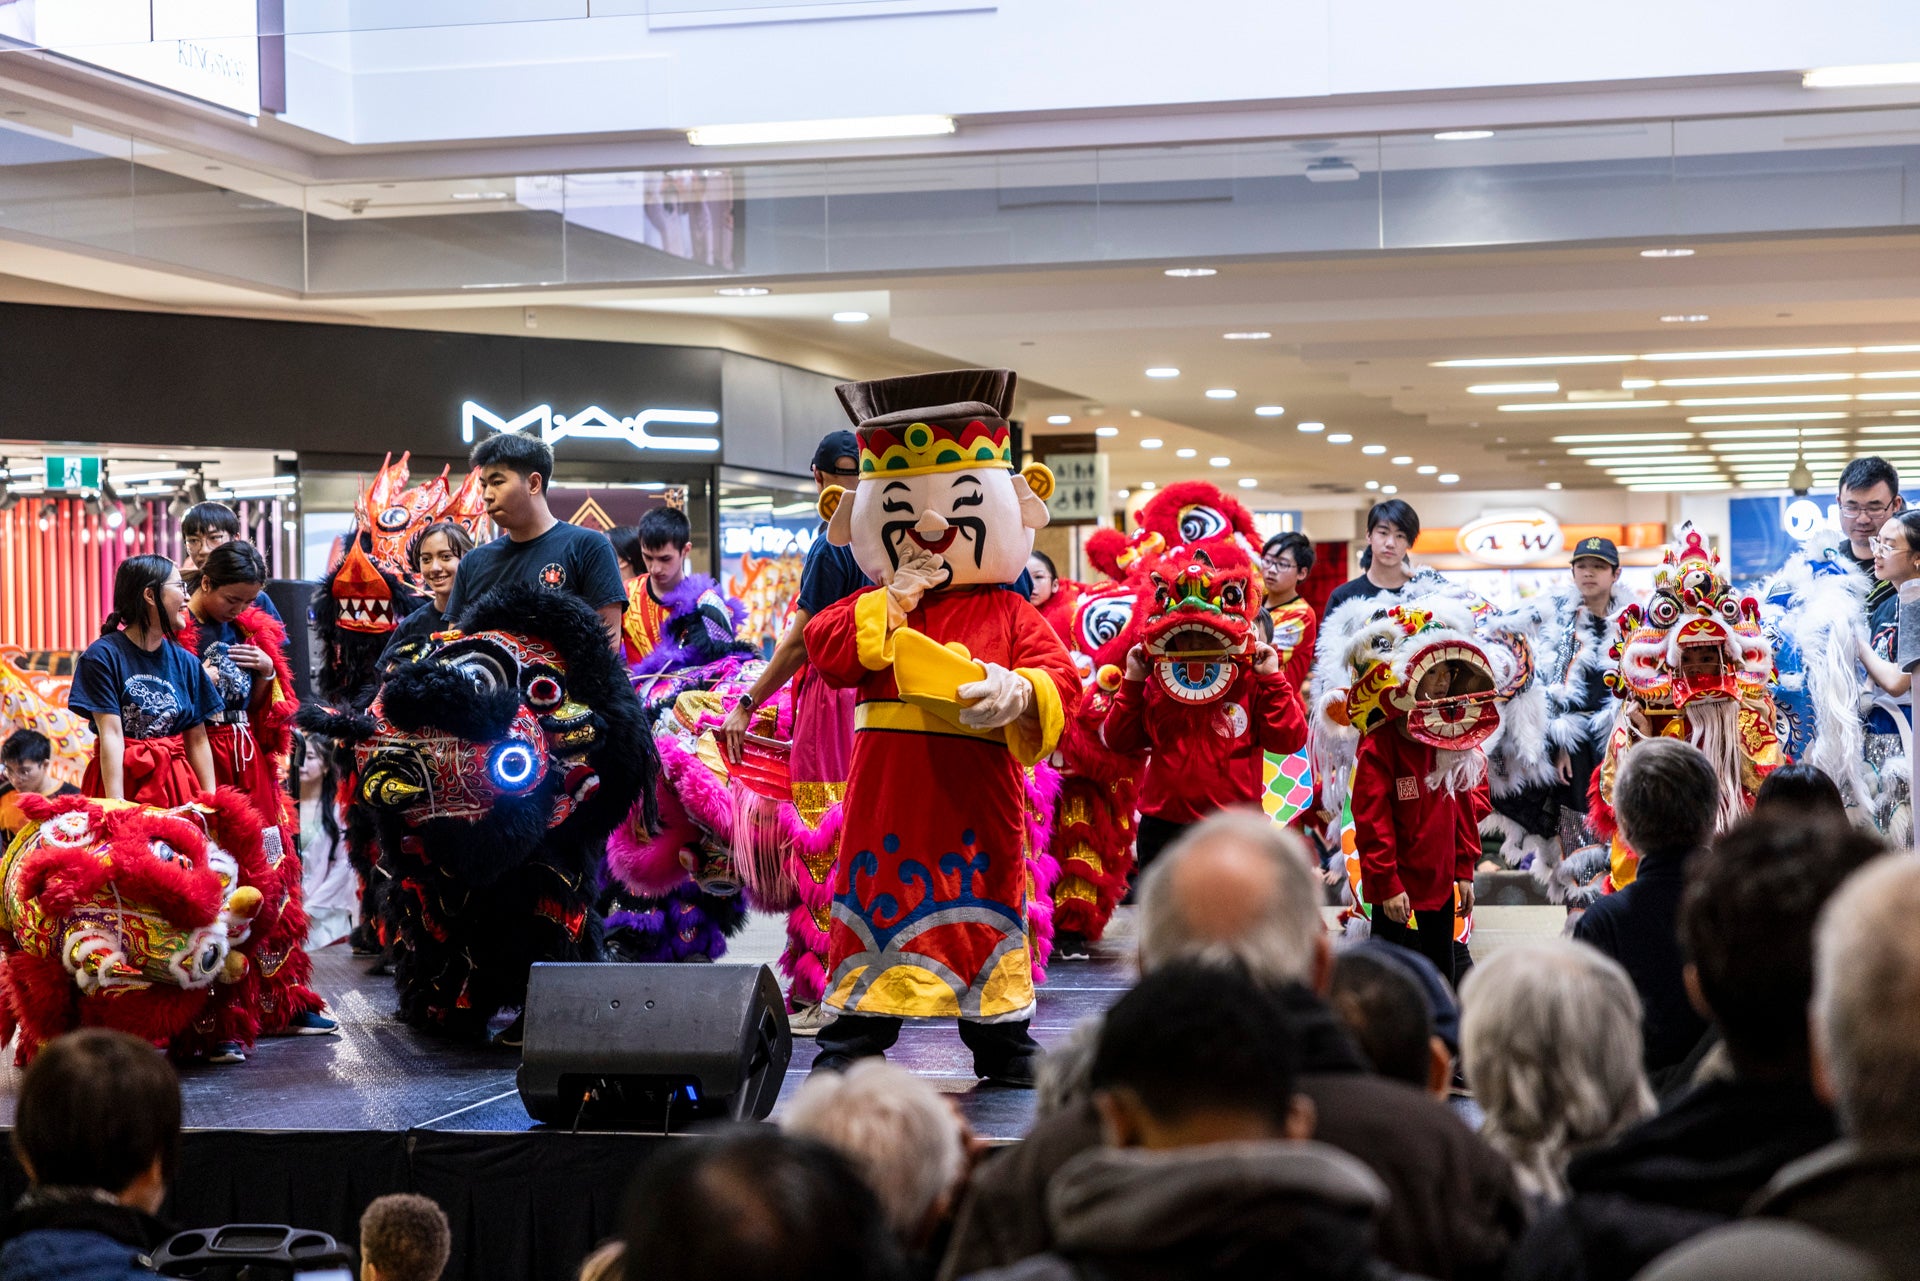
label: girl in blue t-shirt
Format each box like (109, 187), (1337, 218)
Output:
(71, 555), (221, 806)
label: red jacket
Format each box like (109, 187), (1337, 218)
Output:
(1352, 726), (1491, 911)
(1102, 666), (1307, 824)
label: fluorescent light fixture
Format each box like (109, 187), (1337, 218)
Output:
(1843, 436), (1920, 447)
(1176, 448), (1198, 458)
(1255, 405), (1287, 417)
(1603, 466), (1728, 476)
(1640, 247), (1696, 258)
(1432, 355), (1634, 368)
(1205, 388), (1237, 399)
(1327, 433), (1353, 444)
(1551, 432), (1697, 443)
(1625, 481), (1732, 491)
(1645, 346), (1854, 362)
(1674, 394), (1853, 407)
(1860, 345), (1920, 354)
(1699, 427), (1846, 438)
(1685, 412), (1852, 423)
(1469, 382), (1560, 394)
(1046, 414), (1072, 425)
(1434, 130), (1494, 141)
(1439, 473), (1460, 483)
(1365, 481), (1379, 490)
(1622, 378), (1658, 389)
(1297, 421), (1325, 433)
(688, 114), (955, 146)
(714, 286), (770, 297)
(1863, 422), (1920, 432)
(1417, 465), (1438, 475)
(1857, 391), (1920, 401)
(1164, 267), (1218, 278)
(1145, 367), (1180, 378)
(109, 468), (192, 484)
(1499, 400), (1672, 412)
(1381, 485), (1399, 494)
(1391, 456), (1413, 465)
(1095, 426), (1119, 437)
(1140, 438), (1164, 449)
(1858, 370), (1920, 379)
(449, 191), (508, 201)
(1657, 372), (1853, 387)
(1209, 456), (1231, 467)
(1660, 314), (1711, 324)
(1224, 332), (1272, 341)
(1361, 444), (1387, 455)
(1804, 62), (1920, 88)
(1237, 478), (1259, 488)
(832, 311), (869, 323)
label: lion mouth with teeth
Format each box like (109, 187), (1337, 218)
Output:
(1139, 548), (1258, 707)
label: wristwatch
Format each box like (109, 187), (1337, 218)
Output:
(736, 692), (758, 714)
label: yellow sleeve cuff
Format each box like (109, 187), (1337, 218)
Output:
(854, 588), (897, 672)
(1005, 668), (1066, 766)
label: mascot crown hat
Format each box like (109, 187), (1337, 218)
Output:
(836, 369), (1018, 478)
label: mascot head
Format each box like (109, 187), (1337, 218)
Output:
(1138, 544), (1260, 707)
(305, 585), (655, 884)
(1086, 480), (1257, 581)
(1608, 524), (1770, 709)
(820, 369), (1053, 590)
(1330, 601), (1502, 751)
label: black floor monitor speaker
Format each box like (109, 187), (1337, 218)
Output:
(517, 963), (792, 1130)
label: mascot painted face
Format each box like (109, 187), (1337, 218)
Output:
(821, 369), (1053, 587)
(302, 585), (654, 1036)
(1331, 603), (1503, 752)
(1608, 524), (1771, 709)
(1139, 546), (1260, 706)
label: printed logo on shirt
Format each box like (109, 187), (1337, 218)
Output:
(1395, 776), (1420, 802)
(121, 674), (187, 739)
(539, 562), (568, 589)
(1214, 702), (1250, 738)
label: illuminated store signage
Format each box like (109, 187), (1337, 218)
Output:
(722, 525), (817, 557)
(461, 401), (721, 454)
(1782, 498), (1831, 541)
(1456, 509), (1565, 566)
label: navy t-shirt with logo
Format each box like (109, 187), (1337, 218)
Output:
(71, 631), (223, 740)
(443, 521), (628, 623)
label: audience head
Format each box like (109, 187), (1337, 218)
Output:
(1614, 738), (1717, 865)
(180, 500), (241, 569)
(1683, 812), (1884, 1079)
(577, 1241), (624, 1281)
(359, 1193), (451, 1281)
(1460, 941), (1653, 1202)
(782, 1058), (967, 1249)
(1090, 961), (1312, 1150)
(1813, 855), (1920, 1147)
(12, 1029), (180, 1213)
(1329, 946), (1450, 1097)
(622, 1129), (908, 1281)
(1136, 809), (1328, 991)
(1751, 763), (1847, 820)
(1, 728), (53, 794)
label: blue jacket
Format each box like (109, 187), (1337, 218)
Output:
(0, 1191), (166, 1281)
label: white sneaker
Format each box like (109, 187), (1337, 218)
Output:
(787, 1003), (833, 1038)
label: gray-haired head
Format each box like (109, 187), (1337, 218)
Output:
(1615, 737), (1717, 863)
(1135, 809), (1326, 989)
(1460, 940), (1655, 1202)
(780, 1057), (966, 1246)
(1814, 854), (1920, 1146)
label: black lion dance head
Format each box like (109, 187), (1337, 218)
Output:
(302, 584), (656, 1038)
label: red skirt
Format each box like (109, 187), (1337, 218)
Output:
(83, 735), (201, 808)
(204, 722), (291, 832)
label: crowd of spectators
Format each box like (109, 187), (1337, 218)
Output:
(3, 742), (1915, 1281)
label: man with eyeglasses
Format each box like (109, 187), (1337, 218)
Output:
(1833, 456), (1904, 579)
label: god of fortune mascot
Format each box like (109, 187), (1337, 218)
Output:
(804, 369), (1079, 1086)
(302, 584), (654, 1040)
(0, 791), (269, 1064)
(1592, 524), (1780, 888)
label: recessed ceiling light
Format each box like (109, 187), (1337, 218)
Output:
(1365, 481), (1380, 490)
(1361, 444), (1387, 455)
(714, 286), (771, 297)
(1209, 456), (1231, 467)
(1381, 484), (1399, 494)
(1439, 474), (1459, 484)
(1254, 405), (1287, 417)
(1164, 267), (1218, 278)
(1145, 367), (1180, 378)
(1176, 448), (1198, 458)
(1140, 481), (1157, 490)
(1546, 481), (1563, 490)
(687, 113), (954, 147)
(1205, 388), (1238, 399)
(1223, 331), (1272, 341)
(1117, 489), (1130, 499)
(1391, 456), (1413, 465)
(1417, 465), (1438, 475)
(1297, 421), (1325, 433)
(832, 311), (870, 323)
(1327, 433), (1353, 444)
(1140, 438), (1164, 449)
(1640, 247), (1696, 258)
(1434, 130), (1494, 141)
(1046, 414), (1072, 425)
(1095, 426), (1119, 437)
(1468, 382), (1560, 395)
(1238, 478), (1259, 488)
(1660, 314), (1712, 323)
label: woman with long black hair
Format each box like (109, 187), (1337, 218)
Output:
(71, 555), (219, 805)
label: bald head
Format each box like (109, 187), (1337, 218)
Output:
(1136, 810), (1327, 989)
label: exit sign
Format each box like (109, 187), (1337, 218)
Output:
(44, 456), (101, 491)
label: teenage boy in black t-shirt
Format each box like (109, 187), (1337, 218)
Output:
(443, 433), (627, 645)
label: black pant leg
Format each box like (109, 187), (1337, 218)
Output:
(1133, 815), (1192, 877)
(957, 1018), (1041, 1075)
(1372, 907), (1460, 987)
(813, 1013), (904, 1062)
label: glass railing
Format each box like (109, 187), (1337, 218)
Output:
(6, 100), (1920, 297)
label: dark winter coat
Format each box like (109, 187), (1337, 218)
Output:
(1749, 1140), (1920, 1281)
(0, 1189), (169, 1281)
